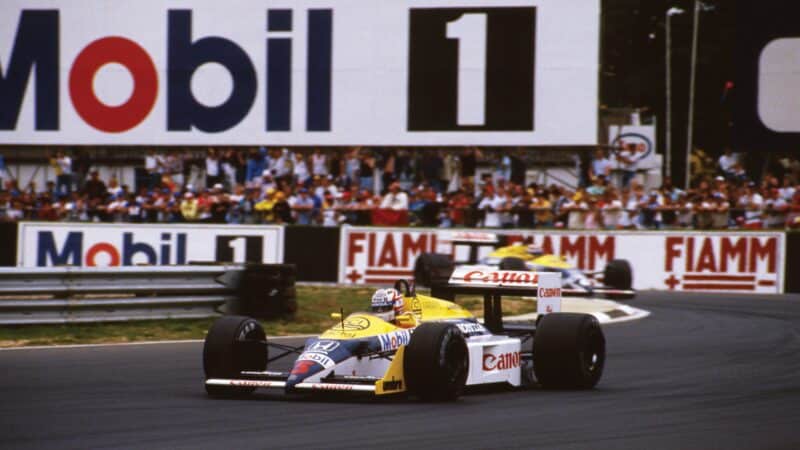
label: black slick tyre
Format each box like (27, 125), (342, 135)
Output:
(404, 322), (468, 401)
(603, 259), (634, 299)
(498, 257), (528, 271)
(533, 313), (605, 389)
(203, 315), (267, 397)
(603, 259), (632, 290)
(413, 253), (455, 288)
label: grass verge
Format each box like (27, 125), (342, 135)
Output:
(0, 286), (537, 348)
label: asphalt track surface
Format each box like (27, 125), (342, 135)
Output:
(2, 292), (800, 450)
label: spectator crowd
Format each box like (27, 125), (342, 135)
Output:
(1, 146), (799, 229)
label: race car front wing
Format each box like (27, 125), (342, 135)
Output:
(206, 378), (379, 393)
(205, 346), (408, 395)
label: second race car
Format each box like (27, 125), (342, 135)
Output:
(414, 232), (635, 299)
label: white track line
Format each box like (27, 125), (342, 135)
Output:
(504, 300), (651, 325)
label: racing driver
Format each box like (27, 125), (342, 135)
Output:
(370, 288), (417, 328)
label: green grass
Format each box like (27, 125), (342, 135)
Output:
(0, 286), (537, 348)
(0, 318), (218, 348)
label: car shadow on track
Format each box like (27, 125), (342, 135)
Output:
(192, 382), (617, 405)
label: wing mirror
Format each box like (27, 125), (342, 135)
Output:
(330, 312), (342, 320)
(394, 279), (415, 297)
(395, 313), (416, 328)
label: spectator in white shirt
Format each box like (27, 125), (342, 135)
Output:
(590, 148), (613, 182)
(718, 148), (737, 178)
(638, 189), (664, 229)
(739, 183), (764, 228)
(314, 175), (339, 200)
(257, 170), (277, 197)
(205, 148), (221, 188)
(562, 194), (588, 229)
(763, 188), (788, 228)
(710, 194), (731, 229)
(601, 188), (624, 229)
(292, 152), (311, 186)
(311, 149), (328, 177)
(616, 143), (641, 188)
(676, 192), (694, 227)
(497, 189), (514, 228)
(380, 182), (409, 210)
(144, 149), (162, 189)
(106, 195), (128, 222)
(53, 150), (73, 195)
(478, 188), (510, 228)
(5, 201), (24, 221)
(779, 175), (796, 202)
(163, 150), (184, 187)
(344, 148), (360, 181)
(269, 148), (292, 180)
(320, 192), (341, 226)
(619, 188), (641, 228)
(289, 188), (315, 225)
(107, 176), (123, 198)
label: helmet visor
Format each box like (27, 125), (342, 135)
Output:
(372, 302), (393, 313)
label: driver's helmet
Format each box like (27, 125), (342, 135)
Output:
(370, 288), (405, 323)
(527, 243), (544, 256)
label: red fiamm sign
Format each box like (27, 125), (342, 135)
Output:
(339, 227), (622, 285)
(337, 227), (786, 293)
(339, 227), (438, 284)
(659, 234), (782, 292)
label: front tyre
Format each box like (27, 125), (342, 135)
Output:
(603, 259), (634, 299)
(533, 313), (605, 389)
(203, 315), (267, 397)
(404, 322), (468, 401)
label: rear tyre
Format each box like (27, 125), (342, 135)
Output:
(603, 259), (634, 299)
(404, 323), (468, 401)
(498, 257), (528, 271)
(203, 315), (267, 397)
(413, 253), (455, 288)
(533, 313), (605, 389)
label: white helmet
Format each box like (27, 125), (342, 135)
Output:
(371, 288), (404, 323)
(527, 243), (544, 256)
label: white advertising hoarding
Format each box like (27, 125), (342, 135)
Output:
(0, 0), (599, 145)
(338, 227), (785, 293)
(608, 124), (660, 170)
(17, 222), (284, 267)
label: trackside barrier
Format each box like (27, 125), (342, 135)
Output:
(1, 223), (797, 293)
(0, 264), (295, 325)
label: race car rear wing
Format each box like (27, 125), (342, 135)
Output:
(431, 267), (561, 333)
(447, 231), (505, 264)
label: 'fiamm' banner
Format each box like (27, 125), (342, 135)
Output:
(338, 227), (785, 293)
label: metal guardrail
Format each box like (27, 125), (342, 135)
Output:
(0, 266), (244, 325)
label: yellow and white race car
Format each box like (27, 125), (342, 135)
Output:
(415, 235), (635, 299)
(203, 272), (606, 401)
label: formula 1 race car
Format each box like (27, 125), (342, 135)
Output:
(203, 270), (605, 401)
(414, 233), (635, 300)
